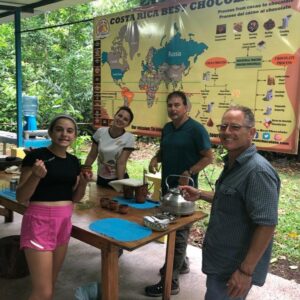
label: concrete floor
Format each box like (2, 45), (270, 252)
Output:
(0, 213), (299, 300)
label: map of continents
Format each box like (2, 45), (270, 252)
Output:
(102, 21), (139, 85)
(102, 22), (208, 108)
(139, 23), (208, 107)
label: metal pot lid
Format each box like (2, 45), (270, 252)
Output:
(169, 187), (181, 194)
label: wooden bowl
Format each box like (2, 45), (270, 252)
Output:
(109, 200), (119, 211)
(119, 204), (129, 214)
(100, 197), (110, 209)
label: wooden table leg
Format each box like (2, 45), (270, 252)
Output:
(101, 244), (119, 300)
(5, 208), (13, 223)
(3, 142), (7, 155)
(163, 231), (176, 300)
(0, 207), (14, 222)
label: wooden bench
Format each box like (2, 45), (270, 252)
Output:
(0, 130), (51, 155)
(0, 131), (17, 155)
(23, 130), (48, 139)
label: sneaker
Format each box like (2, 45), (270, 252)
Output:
(145, 281), (180, 297)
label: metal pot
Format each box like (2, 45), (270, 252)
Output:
(160, 175), (195, 216)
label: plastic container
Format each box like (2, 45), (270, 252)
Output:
(23, 96), (38, 131)
(22, 96), (38, 117)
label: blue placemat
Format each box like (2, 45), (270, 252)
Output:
(0, 188), (16, 201)
(112, 196), (160, 209)
(89, 218), (152, 242)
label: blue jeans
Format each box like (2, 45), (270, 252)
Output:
(205, 275), (251, 300)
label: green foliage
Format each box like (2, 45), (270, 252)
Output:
(70, 135), (92, 162)
(213, 144), (228, 163)
(127, 158), (150, 179)
(0, 24), (17, 130)
(21, 7), (94, 127)
(0, 1), (140, 130)
(273, 170), (300, 261)
(92, 0), (140, 16)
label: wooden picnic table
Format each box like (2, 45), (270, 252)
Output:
(0, 172), (207, 300)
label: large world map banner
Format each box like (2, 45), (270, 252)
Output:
(93, 0), (300, 154)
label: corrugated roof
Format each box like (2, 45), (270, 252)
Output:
(0, 0), (94, 24)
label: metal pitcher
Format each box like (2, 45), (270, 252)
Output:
(160, 175), (195, 216)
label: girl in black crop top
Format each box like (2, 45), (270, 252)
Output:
(17, 115), (92, 300)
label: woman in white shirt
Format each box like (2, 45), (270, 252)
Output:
(84, 106), (135, 187)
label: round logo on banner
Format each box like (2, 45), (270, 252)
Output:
(95, 18), (110, 39)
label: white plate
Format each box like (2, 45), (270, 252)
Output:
(108, 178), (144, 192)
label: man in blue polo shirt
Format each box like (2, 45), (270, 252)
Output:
(181, 105), (280, 300)
(145, 91), (213, 296)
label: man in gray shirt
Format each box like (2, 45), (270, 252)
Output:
(181, 105), (280, 300)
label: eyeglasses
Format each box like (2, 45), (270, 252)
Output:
(216, 124), (252, 132)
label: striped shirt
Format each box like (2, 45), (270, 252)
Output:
(202, 144), (280, 286)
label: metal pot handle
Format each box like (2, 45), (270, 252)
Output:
(165, 174), (195, 190)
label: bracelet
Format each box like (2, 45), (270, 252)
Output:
(238, 266), (253, 277)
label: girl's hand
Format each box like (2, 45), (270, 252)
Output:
(179, 185), (201, 202)
(80, 166), (93, 181)
(31, 159), (47, 179)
